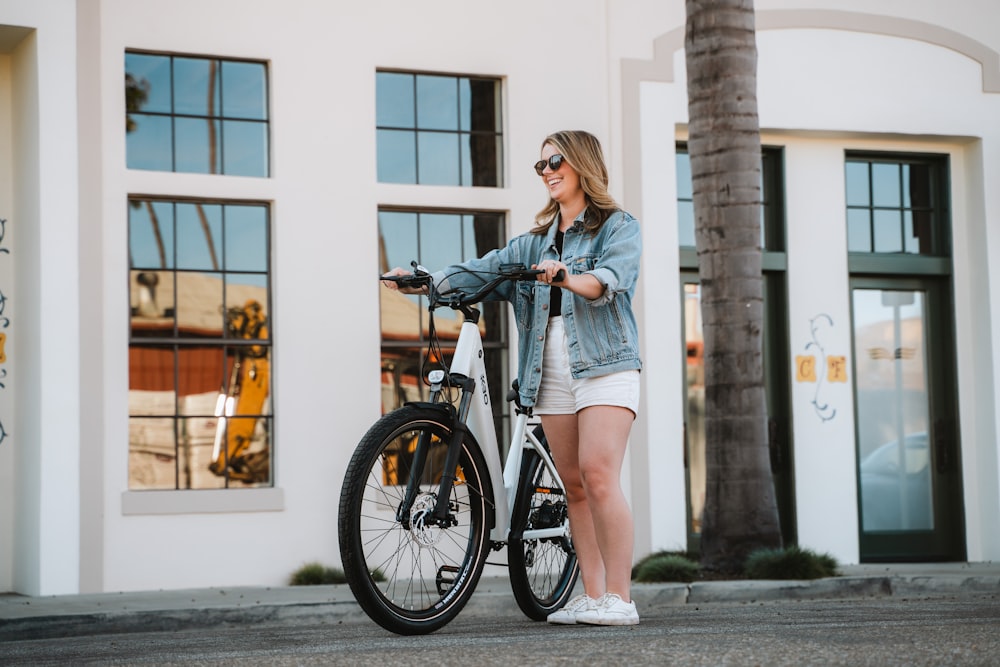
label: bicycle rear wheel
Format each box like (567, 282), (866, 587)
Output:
(338, 405), (493, 635)
(508, 446), (579, 620)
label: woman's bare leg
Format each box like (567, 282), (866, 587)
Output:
(541, 413), (606, 599)
(576, 405), (635, 601)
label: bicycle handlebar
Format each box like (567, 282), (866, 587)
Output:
(381, 262), (554, 310)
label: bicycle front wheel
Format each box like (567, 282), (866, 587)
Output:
(508, 448), (579, 620)
(338, 405), (493, 635)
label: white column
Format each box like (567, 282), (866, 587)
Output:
(784, 141), (860, 565)
(11, 9), (81, 596)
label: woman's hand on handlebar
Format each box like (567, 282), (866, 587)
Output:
(532, 260), (567, 286)
(381, 267), (430, 295)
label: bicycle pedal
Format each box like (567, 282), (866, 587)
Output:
(436, 564), (460, 595)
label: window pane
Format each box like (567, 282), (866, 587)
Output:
(676, 152), (693, 200)
(222, 120), (269, 177)
(376, 72), (415, 128)
(176, 271), (224, 338)
(419, 213), (463, 273)
(129, 417), (178, 489)
(379, 210), (419, 272)
(852, 289), (932, 531)
(845, 161), (870, 207)
(176, 416), (225, 489)
(126, 114), (173, 171)
(225, 280), (270, 341)
(130, 200), (175, 269)
(129, 345), (176, 410)
(872, 163), (901, 207)
(130, 270), (174, 334)
(381, 347), (427, 412)
(677, 201), (695, 247)
(176, 203), (223, 271)
(377, 129), (417, 183)
(175, 117), (221, 174)
(903, 212), (920, 254)
(461, 79), (499, 132)
(464, 133), (501, 187)
(873, 209), (903, 253)
(221, 60), (267, 120)
(125, 53), (172, 114)
(225, 206), (268, 272)
(174, 57), (221, 116)
(847, 209), (872, 252)
(417, 131), (459, 185)
(176, 346), (225, 401)
(417, 75), (459, 131)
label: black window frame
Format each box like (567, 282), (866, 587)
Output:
(375, 70), (504, 187)
(125, 50), (271, 177)
(844, 152), (952, 277)
(127, 196), (274, 490)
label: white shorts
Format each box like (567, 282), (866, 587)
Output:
(533, 317), (640, 416)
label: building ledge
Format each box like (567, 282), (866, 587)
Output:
(121, 488), (284, 515)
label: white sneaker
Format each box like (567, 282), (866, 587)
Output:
(546, 594), (596, 625)
(576, 593), (640, 626)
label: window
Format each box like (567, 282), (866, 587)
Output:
(125, 52), (269, 176)
(675, 145), (784, 253)
(675, 144), (795, 546)
(845, 155), (947, 256)
(128, 198), (272, 490)
(376, 71), (503, 186)
(378, 209), (508, 441)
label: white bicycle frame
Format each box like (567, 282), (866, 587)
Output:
(446, 318), (569, 544)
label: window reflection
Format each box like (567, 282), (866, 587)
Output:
(378, 209), (507, 442)
(129, 199), (272, 490)
(675, 146), (779, 250)
(683, 283), (706, 535)
(852, 289), (932, 531)
(376, 71), (502, 186)
(125, 51), (269, 177)
(845, 156), (943, 256)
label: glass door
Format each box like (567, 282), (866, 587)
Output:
(851, 279), (964, 560)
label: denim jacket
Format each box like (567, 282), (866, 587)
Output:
(432, 209), (642, 407)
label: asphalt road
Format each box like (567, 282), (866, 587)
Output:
(2, 593), (998, 666)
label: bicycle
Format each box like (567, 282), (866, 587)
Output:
(338, 262), (578, 635)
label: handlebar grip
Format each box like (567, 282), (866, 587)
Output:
(553, 269), (566, 283)
(380, 273), (431, 289)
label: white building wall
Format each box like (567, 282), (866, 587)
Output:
(0, 42), (13, 595)
(1, 0), (998, 594)
(626, 7), (1000, 564)
(0, 0), (82, 596)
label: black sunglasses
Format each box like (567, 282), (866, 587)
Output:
(534, 154), (565, 176)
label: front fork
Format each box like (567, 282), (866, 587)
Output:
(396, 372), (475, 529)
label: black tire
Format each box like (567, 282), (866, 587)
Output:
(338, 405), (493, 635)
(508, 446), (579, 620)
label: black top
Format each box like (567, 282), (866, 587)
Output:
(549, 230), (564, 316)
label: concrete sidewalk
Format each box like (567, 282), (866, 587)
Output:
(1, 562), (997, 641)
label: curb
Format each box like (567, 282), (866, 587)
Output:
(2, 574), (997, 641)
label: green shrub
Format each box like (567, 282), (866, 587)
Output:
(632, 551), (701, 583)
(743, 546), (839, 580)
(289, 562), (347, 586)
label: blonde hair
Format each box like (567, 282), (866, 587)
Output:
(533, 130), (620, 235)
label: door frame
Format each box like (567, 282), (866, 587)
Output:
(849, 275), (966, 561)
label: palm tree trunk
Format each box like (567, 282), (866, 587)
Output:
(684, 0), (782, 572)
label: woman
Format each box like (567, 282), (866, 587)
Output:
(383, 130), (642, 626)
